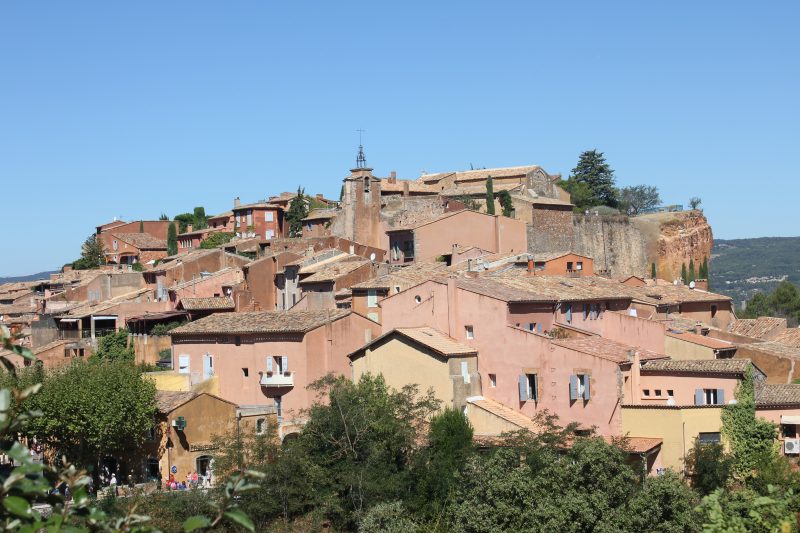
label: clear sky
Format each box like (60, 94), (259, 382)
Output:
(1, 1), (798, 276)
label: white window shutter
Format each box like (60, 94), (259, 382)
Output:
(281, 355), (288, 373)
(569, 375), (578, 400)
(266, 356), (273, 373)
(717, 389), (725, 405)
(694, 389), (703, 405)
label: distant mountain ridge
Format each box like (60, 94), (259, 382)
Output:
(711, 236), (800, 307)
(0, 271), (59, 284)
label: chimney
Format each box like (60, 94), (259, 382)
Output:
(447, 278), (458, 338)
(402, 181), (409, 197)
(234, 197), (241, 208)
(186, 223), (193, 233)
(389, 171), (397, 184)
(527, 259), (534, 274)
(695, 322), (703, 335)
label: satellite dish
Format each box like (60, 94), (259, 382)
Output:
(689, 281), (696, 289)
(369, 252), (376, 261)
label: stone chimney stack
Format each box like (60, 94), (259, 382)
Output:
(389, 171), (397, 184)
(402, 181), (409, 197)
(234, 197), (241, 208)
(186, 223), (193, 233)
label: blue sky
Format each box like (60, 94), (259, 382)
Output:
(1, 1), (798, 276)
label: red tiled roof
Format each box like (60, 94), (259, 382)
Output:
(113, 233), (168, 250)
(179, 297), (235, 311)
(666, 330), (736, 350)
(467, 396), (540, 432)
(641, 358), (752, 376)
(350, 327), (477, 360)
(728, 317), (787, 339)
(552, 337), (667, 364)
(170, 309), (351, 335)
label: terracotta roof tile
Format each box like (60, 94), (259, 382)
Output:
(352, 263), (449, 290)
(487, 274), (633, 303)
(773, 329), (800, 348)
(395, 327), (477, 356)
(419, 165), (542, 184)
(112, 233), (168, 250)
(170, 268), (241, 290)
(155, 391), (198, 412)
(302, 209), (338, 221)
(756, 384), (800, 406)
(60, 288), (152, 318)
(728, 317), (787, 339)
(467, 396), (540, 432)
(552, 337), (667, 364)
(666, 330), (736, 350)
(179, 297), (235, 311)
(604, 436), (663, 454)
(739, 340), (800, 359)
(170, 309), (351, 335)
(300, 258), (370, 284)
(641, 358), (752, 375)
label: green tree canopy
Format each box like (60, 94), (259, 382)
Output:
(193, 206), (208, 230)
(286, 187), (309, 237)
(92, 330), (134, 362)
(741, 280), (800, 326)
(561, 149), (619, 209)
(3, 360), (156, 469)
(485, 175), (496, 215)
(497, 189), (514, 217)
(167, 221), (178, 255)
(619, 184), (660, 215)
(200, 232), (235, 249)
(72, 234), (106, 270)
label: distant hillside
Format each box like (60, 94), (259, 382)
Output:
(0, 271), (58, 284)
(711, 237), (800, 307)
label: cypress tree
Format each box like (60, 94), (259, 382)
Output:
(286, 186), (309, 237)
(701, 257), (709, 279)
(681, 263), (688, 285)
(689, 259), (696, 282)
(167, 222), (178, 256)
(485, 176), (495, 215)
(651, 262), (657, 280)
(139, 220), (144, 233)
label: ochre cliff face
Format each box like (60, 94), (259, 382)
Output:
(648, 211), (713, 282)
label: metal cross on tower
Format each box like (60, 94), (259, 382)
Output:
(355, 129), (367, 169)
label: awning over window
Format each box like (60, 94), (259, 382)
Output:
(781, 415), (800, 425)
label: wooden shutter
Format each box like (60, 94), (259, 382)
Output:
(519, 375), (528, 401)
(717, 389), (725, 405)
(281, 355), (289, 373)
(569, 375), (578, 400)
(694, 389), (703, 405)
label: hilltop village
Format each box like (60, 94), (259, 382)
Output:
(2, 155), (798, 484)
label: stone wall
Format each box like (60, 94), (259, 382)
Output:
(381, 196), (447, 229)
(571, 215), (649, 277)
(527, 207), (574, 254)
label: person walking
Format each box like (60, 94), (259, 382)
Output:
(109, 473), (118, 497)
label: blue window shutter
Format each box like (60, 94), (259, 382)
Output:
(583, 376), (590, 400)
(266, 357), (273, 373)
(695, 389), (703, 405)
(566, 304), (572, 323)
(519, 375), (528, 401)
(281, 355), (288, 373)
(536, 323), (542, 334)
(717, 389), (725, 405)
(569, 375), (578, 400)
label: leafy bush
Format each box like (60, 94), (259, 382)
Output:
(200, 232), (235, 249)
(93, 330), (134, 361)
(150, 320), (186, 336)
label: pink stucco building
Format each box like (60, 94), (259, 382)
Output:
(169, 310), (380, 434)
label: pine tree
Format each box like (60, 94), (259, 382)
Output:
(286, 186), (309, 237)
(167, 222), (178, 256)
(568, 149), (619, 208)
(681, 263), (688, 285)
(689, 259), (696, 282)
(193, 207), (208, 230)
(485, 176), (496, 215)
(651, 263), (657, 279)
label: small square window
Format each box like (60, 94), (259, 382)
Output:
(667, 390), (674, 397)
(655, 389), (662, 397)
(242, 368), (249, 377)
(643, 389), (650, 397)
(489, 374), (497, 387)
(394, 286), (401, 294)
(465, 326), (474, 339)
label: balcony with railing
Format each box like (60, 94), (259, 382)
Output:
(260, 371), (294, 388)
